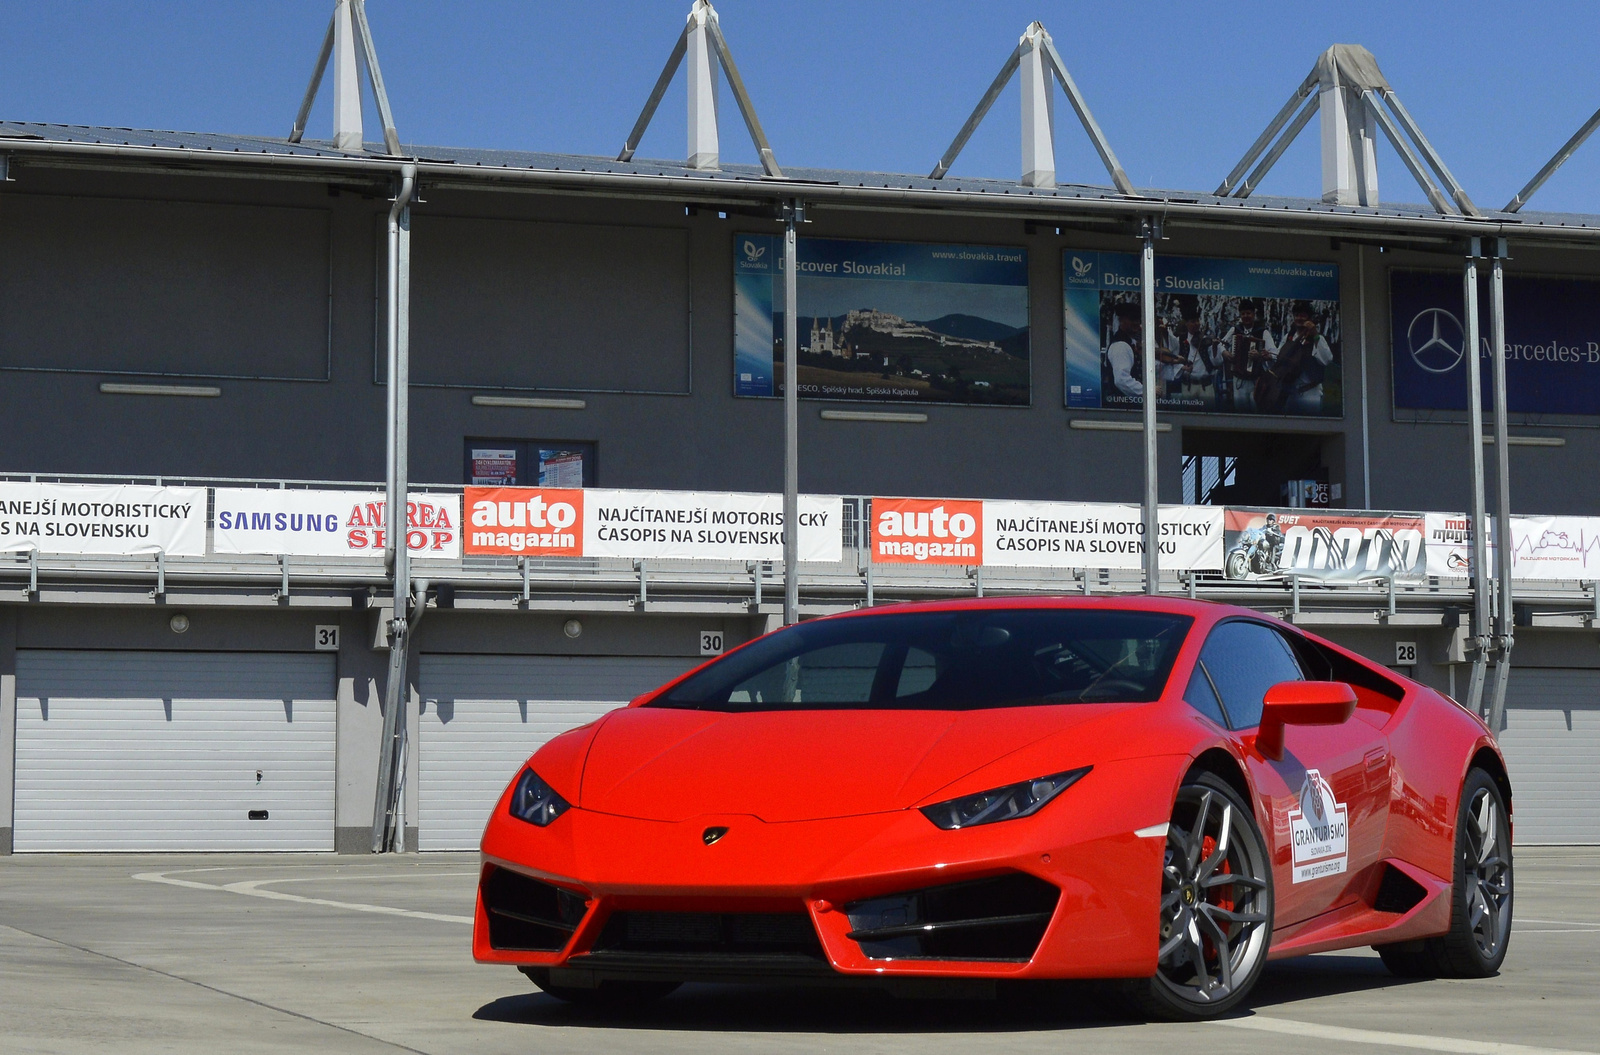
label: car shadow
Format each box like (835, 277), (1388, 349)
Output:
(1246, 952), (1429, 1007)
(474, 981), (1122, 1034)
(473, 956), (1429, 1033)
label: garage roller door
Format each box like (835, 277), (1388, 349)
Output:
(419, 654), (695, 851)
(13, 651), (337, 852)
(1499, 668), (1600, 844)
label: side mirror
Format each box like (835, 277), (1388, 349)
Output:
(1255, 681), (1357, 760)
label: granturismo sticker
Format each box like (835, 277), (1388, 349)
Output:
(1288, 768), (1349, 884)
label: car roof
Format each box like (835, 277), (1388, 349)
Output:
(818, 595), (1256, 622)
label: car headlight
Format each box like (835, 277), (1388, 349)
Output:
(508, 768), (571, 827)
(919, 767), (1091, 830)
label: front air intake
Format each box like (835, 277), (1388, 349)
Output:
(844, 873), (1060, 961)
(481, 865), (588, 951)
(593, 911), (825, 958)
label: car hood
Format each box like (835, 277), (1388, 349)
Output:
(576, 703), (1125, 822)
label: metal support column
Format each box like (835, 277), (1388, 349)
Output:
(1487, 241), (1515, 732)
(1462, 241), (1492, 716)
(373, 162), (417, 854)
(782, 198), (802, 625)
(1140, 217), (1161, 595)
(1357, 246), (1373, 508)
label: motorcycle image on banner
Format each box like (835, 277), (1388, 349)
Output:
(1222, 508), (1427, 583)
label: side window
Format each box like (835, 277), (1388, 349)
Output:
(1183, 665), (1228, 726)
(895, 646), (939, 698)
(1196, 621), (1306, 729)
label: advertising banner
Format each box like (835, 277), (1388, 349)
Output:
(869, 497), (1222, 569)
(1065, 252), (1341, 417)
(983, 501), (1223, 570)
(0, 482), (207, 555)
(1223, 508), (1426, 583)
(1425, 512), (1600, 580)
(213, 489), (461, 558)
(1391, 269), (1600, 415)
(734, 235), (1030, 406)
(871, 497), (984, 564)
(464, 487), (844, 563)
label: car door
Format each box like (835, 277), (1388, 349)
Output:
(1194, 619), (1391, 926)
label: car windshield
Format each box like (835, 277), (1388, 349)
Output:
(654, 608), (1193, 712)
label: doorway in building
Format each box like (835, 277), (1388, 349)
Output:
(1182, 429), (1336, 507)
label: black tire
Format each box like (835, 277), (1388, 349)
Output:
(519, 967), (680, 1007)
(1376, 768), (1512, 979)
(1123, 772), (1274, 1021)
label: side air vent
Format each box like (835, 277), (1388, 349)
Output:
(1373, 863), (1429, 915)
(593, 911), (824, 959)
(844, 873), (1060, 961)
(481, 865), (588, 951)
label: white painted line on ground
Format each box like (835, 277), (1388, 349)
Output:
(1516, 918), (1600, 925)
(131, 871), (473, 925)
(1213, 1014), (1597, 1055)
(236, 872), (478, 884)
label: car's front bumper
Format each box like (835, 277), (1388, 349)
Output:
(473, 756), (1178, 981)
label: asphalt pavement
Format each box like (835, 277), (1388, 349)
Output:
(1, 848), (1596, 1055)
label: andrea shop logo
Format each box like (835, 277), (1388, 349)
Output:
(872, 497), (982, 564)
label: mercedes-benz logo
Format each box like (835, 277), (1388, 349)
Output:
(1407, 307), (1465, 375)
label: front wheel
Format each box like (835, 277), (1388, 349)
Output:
(1377, 768), (1512, 978)
(1226, 551), (1250, 580)
(1124, 771), (1274, 1020)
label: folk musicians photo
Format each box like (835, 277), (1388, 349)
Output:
(1099, 293), (1337, 415)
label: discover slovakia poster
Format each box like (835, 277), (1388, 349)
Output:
(735, 235), (1030, 406)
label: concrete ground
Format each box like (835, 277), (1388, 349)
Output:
(0, 849), (1595, 1055)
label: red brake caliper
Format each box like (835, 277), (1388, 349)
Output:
(1198, 834), (1233, 963)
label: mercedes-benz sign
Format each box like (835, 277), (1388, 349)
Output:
(1407, 307), (1466, 375)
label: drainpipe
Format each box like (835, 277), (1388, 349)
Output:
(373, 162), (417, 854)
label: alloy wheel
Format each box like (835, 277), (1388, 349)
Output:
(1155, 786), (1272, 1007)
(1463, 786), (1512, 960)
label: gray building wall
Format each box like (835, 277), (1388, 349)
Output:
(5, 162), (1598, 518)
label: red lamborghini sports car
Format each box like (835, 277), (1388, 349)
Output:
(473, 597), (1512, 1019)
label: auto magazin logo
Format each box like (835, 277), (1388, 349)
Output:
(464, 487), (583, 556)
(743, 240), (766, 264)
(872, 497), (982, 564)
(1407, 307), (1466, 375)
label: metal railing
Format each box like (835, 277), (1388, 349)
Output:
(4, 472), (1598, 627)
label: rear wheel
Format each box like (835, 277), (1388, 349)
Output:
(520, 967), (680, 1007)
(1125, 772), (1274, 1020)
(1377, 768), (1512, 978)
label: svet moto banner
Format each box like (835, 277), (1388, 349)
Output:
(1425, 512), (1600, 580)
(213, 489), (461, 558)
(1223, 508), (1426, 583)
(1391, 269), (1600, 415)
(0, 482), (206, 555)
(464, 487), (844, 563)
(869, 497), (1224, 570)
(734, 235), (1031, 406)
(1065, 251), (1342, 418)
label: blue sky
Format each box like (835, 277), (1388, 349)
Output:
(3, 1), (1599, 214)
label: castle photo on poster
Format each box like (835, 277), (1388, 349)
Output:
(735, 235), (1030, 406)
